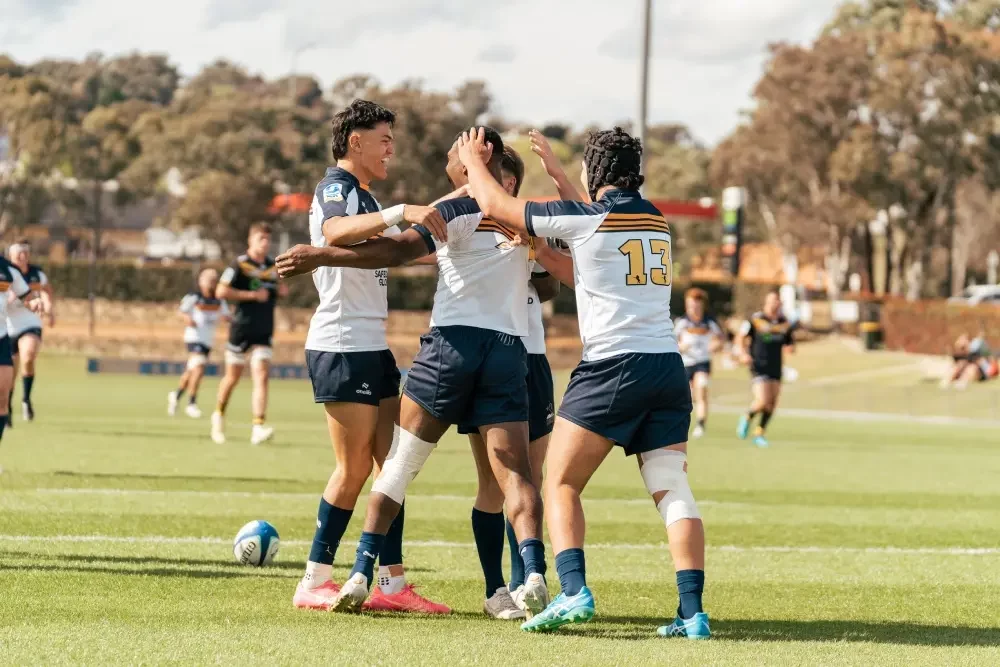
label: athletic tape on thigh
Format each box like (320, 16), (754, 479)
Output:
(186, 354), (208, 370)
(693, 372), (710, 389)
(250, 346), (273, 365)
(225, 349), (246, 366)
(371, 428), (436, 504)
(639, 448), (700, 526)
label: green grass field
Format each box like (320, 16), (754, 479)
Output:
(2, 346), (999, 665)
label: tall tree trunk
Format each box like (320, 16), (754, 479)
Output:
(889, 224), (908, 296)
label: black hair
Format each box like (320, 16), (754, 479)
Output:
(500, 145), (524, 197)
(582, 126), (644, 200)
(331, 99), (396, 160)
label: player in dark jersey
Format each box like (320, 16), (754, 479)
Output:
(735, 290), (797, 448)
(211, 223), (286, 445)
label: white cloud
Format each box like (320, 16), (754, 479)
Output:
(1, 0), (842, 144)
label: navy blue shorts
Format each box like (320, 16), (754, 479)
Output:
(558, 352), (692, 456)
(306, 349), (401, 407)
(459, 352), (554, 441)
(186, 342), (211, 356)
(405, 326), (528, 428)
(11, 327), (42, 351)
(685, 361), (711, 383)
(0, 336), (13, 367)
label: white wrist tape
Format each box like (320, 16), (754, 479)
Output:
(381, 204), (405, 228)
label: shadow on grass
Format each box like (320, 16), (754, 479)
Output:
(593, 615), (1000, 647)
(51, 470), (293, 486)
(0, 562), (300, 580)
(0, 551), (432, 575)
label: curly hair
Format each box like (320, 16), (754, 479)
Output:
(330, 99), (396, 160)
(582, 126), (644, 200)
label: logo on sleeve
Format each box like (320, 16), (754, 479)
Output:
(323, 183), (344, 203)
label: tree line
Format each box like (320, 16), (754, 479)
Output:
(1, 0), (998, 296)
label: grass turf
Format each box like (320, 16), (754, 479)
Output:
(1, 349), (999, 665)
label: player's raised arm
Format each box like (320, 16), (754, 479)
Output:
(529, 130), (587, 203)
(276, 228), (435, 277)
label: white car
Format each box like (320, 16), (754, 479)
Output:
(947, 285), (1000, 307)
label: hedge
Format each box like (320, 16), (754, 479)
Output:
(881, 298), (1000, 355)
(42, 260), (783, 319)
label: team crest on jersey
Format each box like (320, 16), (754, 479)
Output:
(495, 241), (515, 250)
(323, 183), (344, 203)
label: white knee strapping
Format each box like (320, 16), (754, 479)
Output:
(186, 354), (208, 371)
(250, 346), (273, 366)
(639, 449), (700, 527)
(371, 428), (436, 504)
(693, 373), (710, 390)
(225, 349), (246, 366)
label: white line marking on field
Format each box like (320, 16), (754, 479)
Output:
(1, 534), (997, 556)
(26, 488), (745, 508)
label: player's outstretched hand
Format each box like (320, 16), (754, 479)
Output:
(457, 127), (493, 167)
(403, 205), (448, 243)
(276, 244), (324, 278)
(529, 129), (560, 177)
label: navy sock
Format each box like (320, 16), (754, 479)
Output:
(676, 569), (705, 619)
(505, 518), (525, 589)
(307, 499), (353, 565)
(555, 548), (587, 596)
(0, 414), (6, 441)
(174, 386), (185, 400)
(189, 394), (197, 405)
(518, 537), (546, 578)
(471, 509), (506, 598)
(758, 411), (773, 431)
(23, 374), (36, 401)
(380, 502), (405, 566)
(351, 531), (386, 586)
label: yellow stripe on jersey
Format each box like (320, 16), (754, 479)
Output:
(27, 281), (42, 292)
(0, 281), (8, 292)
(238, 261), (278, 281)
(196, 303), (222, 312)
(597, 213), (670, 234)
(685, 326), (710, 335)
(477, 218), (517, 240)
(751, 317), (790, 334)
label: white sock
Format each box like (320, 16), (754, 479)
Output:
(377, 565), (406, 594)
(303, 561), (332, 589)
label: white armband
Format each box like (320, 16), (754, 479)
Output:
(381, 204), (405, 228)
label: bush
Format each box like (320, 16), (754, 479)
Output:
(881, 298), (1000, 354)
(42, 261), (438, 310)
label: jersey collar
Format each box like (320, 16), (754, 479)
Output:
(326, 166), (371, 192)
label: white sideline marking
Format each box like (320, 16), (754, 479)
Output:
(29, 488), (746, 508)
(0, 534), (997, 555)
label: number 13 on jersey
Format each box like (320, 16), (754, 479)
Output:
(618, 238), (672, 286)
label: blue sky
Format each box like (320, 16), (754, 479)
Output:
(1, 0), (843, 145)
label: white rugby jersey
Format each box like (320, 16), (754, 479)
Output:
(179, 292), (230, 346)
(523, 264), (548, 355)
(416, 197), (530, 337)
(306, 167), (401, 353)
(524, 190), (678, 361)
(0, 259), (31, 324)
(6, 263), (46, 335)
(674, 315), (723, 367)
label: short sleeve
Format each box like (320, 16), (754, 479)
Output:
(221, 301), (231, 317)
(219, 261), (239, 286)
(316, 179), (359, 220)
(524, 200), (606, 247)
(413, 198), (484, 252)
(37, 270), (49, 287)
(739, 320), (753, 338)
(179, 293), (198, 314)
(531, 262), (549, 277)
(709, 319), (724, 336)
(674, 318), (689, 336)
(10, 266), (29, 299)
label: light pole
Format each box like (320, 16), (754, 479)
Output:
(289, 42), (318, 105)
(638, 0), (652, 188)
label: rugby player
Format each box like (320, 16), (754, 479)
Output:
(734, 290), (797, 448)
(276, 126), (552, 618)
(211, 223), (286, 446)
(292, 99), (448, 614)
(458, 126), (710, 638)
(168, 268), (229, 419)
(674, 289), (725, 438)
(6, 241), (54, 424)
(0, 254), (44, 457)
(441, 144), (559, 619)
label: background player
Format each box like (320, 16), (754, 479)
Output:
(167, 268), (229, 419)
(459, 126), (709, 639)
(293, 99), (448, 614)
(6, 241), (54, 424)
(675, 289), (724, 438)
(212, 223), (286, 446)
(0, 254), (44, 458)
(275, 127), (552, 618)
(734, 290), (797, 448)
